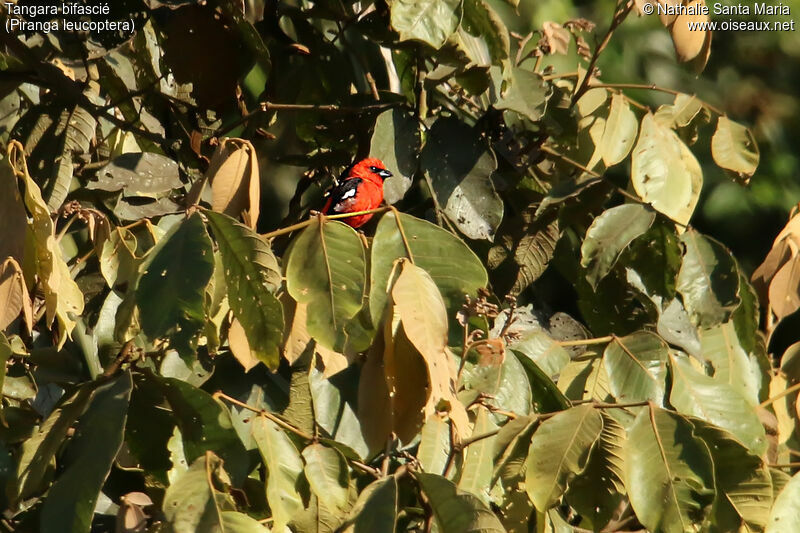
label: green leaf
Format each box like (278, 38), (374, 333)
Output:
(154, 376), (250, 485)
(668, 353), (766, 454)
(691, 418), (772, 533)
(46, 105), (96, 211)
(0, 334), (10, 417)
(220, 512), (270, 532)
(417, 414), (451, 475)
(345, 476), (397, 533)
(624, 406), (715, 533)
(565, 413), (626, 530)
(416, 472), (506, 533)
(251, 416), (306, 531)
(421, 117), (503, 240)
(13, 383), (98, 504)
(510, 331), (570, 378)
(369, 109), (420, 204)
(302, 443), (350, 515)
(462, 0), (509, 65)
(88, 152), (183, 195)
(766, 472), (800, 533)
(631, 113), (703, 226)
(580, 204), (656, 288)
(458, 407), (497, 501)
(491, 67), (548, 122)
(510, 217), (560, 295)
(557, 357), (613, 403)
(711, 116), (759, 182)
(603, 331), (669, 404)
(163, 454), (230, 533)
(99, 227), (139, 289)
(390, 0), (461, 49)
(283, 365), (315, 436)
(462, 343), (532, 419)
(205, 210), (283, 369)
(309, 365), (370, 459)
(677, 229), (741, 328)
(40, 372), (132, 533)
(137, 213), (214, 356)
(370, 212), (487, 327)
(517, 355), (571, 413)
(700, 321), (762, 405)
(601, 93), (638, 166)
(525, 404), (603, 512)
(285, 219), (366, 352)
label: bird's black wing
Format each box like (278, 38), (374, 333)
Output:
(324, 178), (362, 213)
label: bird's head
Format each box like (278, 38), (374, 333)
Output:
(349, 158), (393, 183)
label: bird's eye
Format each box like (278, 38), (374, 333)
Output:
(369, 166), (379, 172)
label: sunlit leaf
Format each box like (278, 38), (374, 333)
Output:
(631, 113), (702, 226)
(390, 0), (461, 49)
(668, 352), (766, 454)
(251, 416), (306, 531)
(766, 472), (800, 533)
(603, 331), (669, 404)
(302, 443), (350, 515)
(525, 404), (603, 512)
(370, 211), (487, 329)
(416, 472), (505, 533)
(711, 115), (759, 182)
(600, 93), (638, 166)
(624, 405), (715, 533)
(285, 218), (366, 352)
(369, 109), (420, 204)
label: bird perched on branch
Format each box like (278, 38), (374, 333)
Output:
(322, 158), (393, 228)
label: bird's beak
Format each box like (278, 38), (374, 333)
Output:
(377, 169), (393, 179)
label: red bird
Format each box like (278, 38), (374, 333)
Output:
(322, 158), (393, 228)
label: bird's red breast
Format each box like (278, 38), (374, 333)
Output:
(322, 158), (393, 228)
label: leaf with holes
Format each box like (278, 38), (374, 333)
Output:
(205, 210), (283, 369)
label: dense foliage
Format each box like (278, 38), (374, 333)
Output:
(2, 1), (800, 532)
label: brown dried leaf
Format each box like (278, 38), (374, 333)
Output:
(542, 22), (570, 56)
(769, 259), (800, 322)
(0, 257), (32, 333)
(207, 138), (261, 229)
(7, 142), (84, 347)
(0, 156), (27, 267)
(669, 1), (711, 65)
(752, 207), (800, 323)
(391, 260), (469, 436)
(283, 300), (351, 376)
(228, 317), (260, 372)
(657, 0), (681, 26)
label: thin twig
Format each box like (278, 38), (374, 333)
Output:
(390, 206), (415, 264)
(589, 83), (725, 116)
(102, 340), (137, 378)
(760, 381), (800, 408)
(572, 0), (634, 105)
(213, 391), (313, 441)
(260, 206), (391, 240)
(557, 336), (614, 347)
(540, 145), (643, 204)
